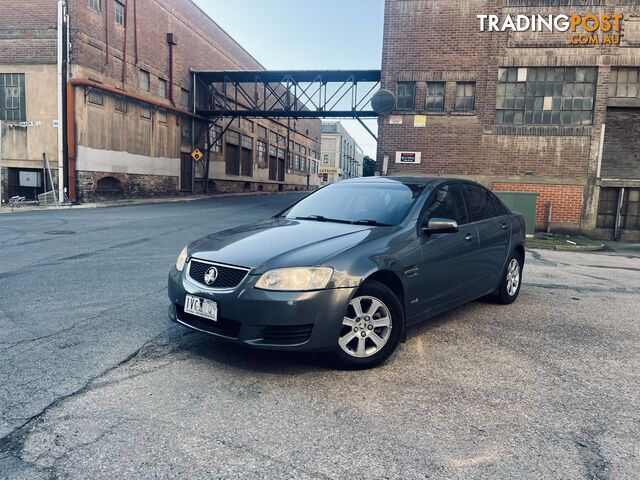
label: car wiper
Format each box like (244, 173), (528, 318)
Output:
(352, 219), (393, 226)
(294, 215), (352, 224)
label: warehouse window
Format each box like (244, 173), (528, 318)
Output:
(609, 68), (640, 98)
(425, 82), (445, 112)
(88, 90), (103, 106)
(157, 78), (167, 99)
(156, 110), (167, 124)
(323, 154), (330, 164)
(257, 124), (267, 139)
(256, 140), (267, 168)
(87, 0), (101, 12)
(496, 67), (596, 125)
(210, 124), (222, 153)
(140, 105), (151, 119)
(181, 118), (191, 145)
(396, 82), (415, 110)
(139, 69), (150, 92)
(180, 88), (189, 107)
(241, 118), (253, 133)
(454, 82), (476, 112)
(114, 96), (127, 113)
(114, 0), (126, 26)
(0, 73), (25, 121)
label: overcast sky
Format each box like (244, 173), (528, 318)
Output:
(194, 0), (385, 158)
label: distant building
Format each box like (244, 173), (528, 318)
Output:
(378, 0), (640, 240)
(0, 0), (321, 204)
(320, 121), (364, 185)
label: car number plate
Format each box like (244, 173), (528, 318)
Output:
(184, 295), (218, 322)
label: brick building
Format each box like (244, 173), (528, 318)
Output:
(0, 0), (321, 205)
(377, 0), (640, 240)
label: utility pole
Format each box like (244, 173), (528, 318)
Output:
(57, 0), (66, 203)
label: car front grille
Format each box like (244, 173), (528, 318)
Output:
(188, 259), (249, 289)
(176, 305), (242, 338)
(259, 324), (314, 345)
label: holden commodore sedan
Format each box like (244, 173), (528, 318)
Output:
(168, 177), (525, 369)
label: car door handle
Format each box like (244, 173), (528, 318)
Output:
(501, 223), (508, 230)
(465, 233), (474, 241)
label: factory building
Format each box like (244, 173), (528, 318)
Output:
(0, 0), (321, 204)
(378, 0), (640, 240)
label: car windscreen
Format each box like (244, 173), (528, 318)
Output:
(283, 182), (423, 226)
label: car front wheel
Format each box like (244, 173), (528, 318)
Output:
(331, 280), (403, 369)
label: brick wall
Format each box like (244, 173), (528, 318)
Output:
(492, 182), (584, 227)
(0, 0), (57, 64)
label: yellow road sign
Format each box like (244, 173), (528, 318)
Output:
(191, 149), (203, 161)
(319, 167), (341, 174)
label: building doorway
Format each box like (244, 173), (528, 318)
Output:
(8, 168), (45, 200)
(180, 154), (193, 191)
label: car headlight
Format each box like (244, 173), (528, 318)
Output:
(175, 246), (188, 272)
(255, 267), (333, 291)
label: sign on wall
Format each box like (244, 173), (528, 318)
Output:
(414, 115), (427, 127)
(395, 151), (422, 164)
(19, 171), (42, 187)
(389, 115), (403, 125)
(319, 167), (341, 175)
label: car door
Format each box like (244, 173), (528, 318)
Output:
(414, 184), (480, 317)
(460, 184), (511, 292)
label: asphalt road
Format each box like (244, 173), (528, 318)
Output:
(1, 194), (639, 479)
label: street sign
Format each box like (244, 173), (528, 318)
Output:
(319, 167), (341, 175)
(18, 120), (42, 127)
(191, 149), (203, 161)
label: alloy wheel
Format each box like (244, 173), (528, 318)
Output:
(338, 295), (392, 358)
(506, 258), (520, 296)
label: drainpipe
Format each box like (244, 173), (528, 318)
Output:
(167, 33), (177, 106)
(57, 0), (65, 203)
(66, 79), (206, 202)
(121, 1), (128, 87)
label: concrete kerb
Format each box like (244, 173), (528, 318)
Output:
(0, 191), (305, 214)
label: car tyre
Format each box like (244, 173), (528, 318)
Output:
(493, 251), (523, 305)
(330, 280), (404, 370)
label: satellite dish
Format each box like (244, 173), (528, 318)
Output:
(371, 89), (395, 115)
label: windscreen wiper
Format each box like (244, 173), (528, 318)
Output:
(352, 219), (393, 226)
(294, 215), (352, 224)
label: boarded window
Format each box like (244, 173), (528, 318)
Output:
(180, 88), (189, 107)
(88, 90), (103, 106)
(140, 105), (151, 119)
(156, 110), (167, 124)
(241, 135), (253, 177)
(257, 125), (267, 138)
(181, 118), (191, 145)
(114, 96), (127, 113)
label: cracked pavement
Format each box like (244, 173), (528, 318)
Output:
(1, 194), (639, 479)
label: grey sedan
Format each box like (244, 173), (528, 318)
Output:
(168, 177), (526, 369)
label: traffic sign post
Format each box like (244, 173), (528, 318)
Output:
(191, 149), (203, 161)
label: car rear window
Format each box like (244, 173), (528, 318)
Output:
(284, 182), (423, 226)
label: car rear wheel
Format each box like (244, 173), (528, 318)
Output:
(493, 251), (523, 304)
(331, 280), (403, 369)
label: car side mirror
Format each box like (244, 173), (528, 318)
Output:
(422, 217), (459, 234)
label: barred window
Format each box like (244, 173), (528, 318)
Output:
(1, 73), (25, 121)
(609, 68), (640, 98)
(496, 67), (596, 125)
(454, 82), (475, 111)
(396, 82), (415, 110)
(425, 82), (445, 111)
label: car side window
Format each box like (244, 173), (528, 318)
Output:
(423, 185), (468, 225)
(461, 184), (502, 222)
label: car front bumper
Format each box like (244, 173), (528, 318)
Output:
(167, 266), (356, 351)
